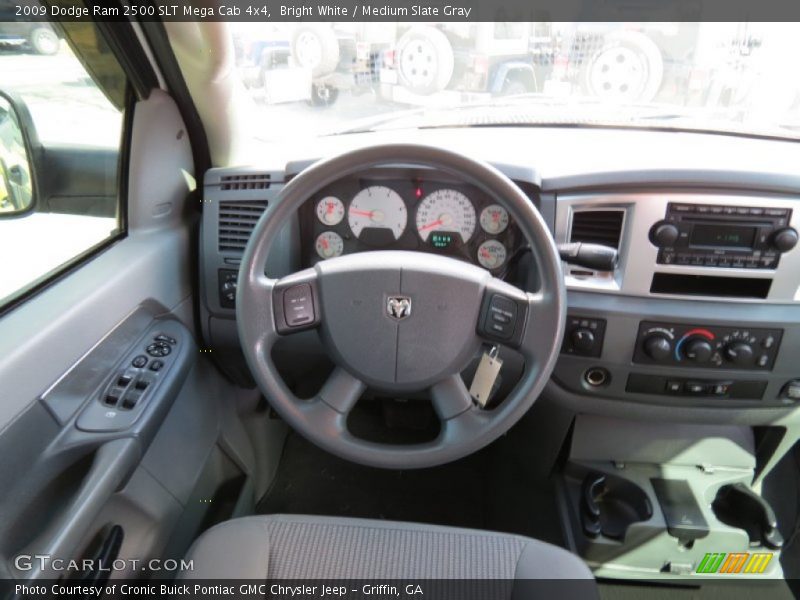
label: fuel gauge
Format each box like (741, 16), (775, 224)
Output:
(315, 231), (344, 259)
(477, 240), (507, 270)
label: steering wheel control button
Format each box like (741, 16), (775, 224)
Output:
(132, 355), (148, 368)
(146, 342), (171, 357)
(485, 295), (517, 340)
(283, 283), (315, 327)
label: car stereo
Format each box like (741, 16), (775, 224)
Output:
(649, 203), (797, 269)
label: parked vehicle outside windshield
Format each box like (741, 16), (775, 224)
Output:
(232, 22), (800, 141)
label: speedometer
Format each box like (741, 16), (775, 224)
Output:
(348, 186), (407, 240)
(415, 189), (476, 244)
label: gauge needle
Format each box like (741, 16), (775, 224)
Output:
(350, 209), (375, 217)
(419, 219), (444, 232)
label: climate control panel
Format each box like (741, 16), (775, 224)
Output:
(633, 321), (782, 370)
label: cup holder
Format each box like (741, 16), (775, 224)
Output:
(712, 483), (784, 549)
(581, 472), (653, 540)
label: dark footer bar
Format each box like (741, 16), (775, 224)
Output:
(3, 579), (601, 600)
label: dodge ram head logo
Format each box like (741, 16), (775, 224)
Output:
(387, 296), (412, 321)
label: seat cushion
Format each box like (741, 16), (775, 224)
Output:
(183, 514), (594, 581)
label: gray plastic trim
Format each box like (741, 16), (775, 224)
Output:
(555, 191), (800, 303)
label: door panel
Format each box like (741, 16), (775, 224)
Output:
(0, 89), (199, 581)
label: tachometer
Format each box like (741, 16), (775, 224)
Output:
(316, 196), (345, 226)
(315, 231), (344, 259)
(480, 204), (509, 234)
(477, 240), (507, 270)
(415, 189), (476, 243)
(348, 186), (407, 240)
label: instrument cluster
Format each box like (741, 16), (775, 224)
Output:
(301, 173), (521, 273)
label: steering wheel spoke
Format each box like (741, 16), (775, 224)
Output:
(318, 366), (366, 414)
(516, 289), (568, 366)
(430, 374), (473, 420)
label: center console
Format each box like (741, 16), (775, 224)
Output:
(553, 192), (800, 409)
(552, 192), (799, 579)
(559, 415), (784, 580)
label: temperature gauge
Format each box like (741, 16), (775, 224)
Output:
(480, 204), (509, 234)
(316, 196), (345, 226)
(477, 240), (507, 270)
(315, 231), (344, 259)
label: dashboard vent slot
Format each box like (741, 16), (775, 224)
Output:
(218, 200), (268, 252)
(221, 173), (271, 190)
(570, 209), (624, 248)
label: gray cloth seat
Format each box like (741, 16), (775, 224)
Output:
(183, 514), (595, 590)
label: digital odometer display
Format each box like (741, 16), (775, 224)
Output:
(690, 224), (757, 248)
(430, 233), (456, 249)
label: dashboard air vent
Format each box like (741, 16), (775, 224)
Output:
(221, 173), (271, 190)
(570, 209), (624, 248)
(218, 200), (268, 252)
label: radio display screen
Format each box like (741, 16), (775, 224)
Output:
(690, 224), (757, 248)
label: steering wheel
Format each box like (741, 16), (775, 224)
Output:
(237, 144), (565, 469)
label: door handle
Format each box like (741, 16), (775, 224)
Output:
(10, 438), (139, 580)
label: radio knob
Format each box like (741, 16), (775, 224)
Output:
(772, 227), (798, 253)
(643, 334), (672, 361)
(724, 342), (754, 366)
(683, 338), (713, 363)
(649, 222), (680, 248)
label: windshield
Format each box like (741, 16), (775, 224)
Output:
(231, 22), (800, 141)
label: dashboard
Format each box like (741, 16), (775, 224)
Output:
(297, 170), (525, 275)
(199, 126), (800, 425)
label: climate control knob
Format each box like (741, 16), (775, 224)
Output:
(643, 334), (672, 361)
(683, 338), (714, 362)
(649, 221), (680, 247)
(724, 342), (754, 366)
(772, 227), (798, 253)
